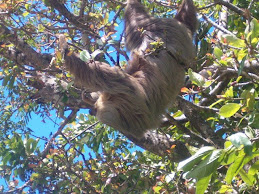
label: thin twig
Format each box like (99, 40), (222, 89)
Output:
(201, 14), (235, 36)
(41, 109), (79, 158)
(199, 3), (217, 10)
(69, 121), (99, 142)
(3, 180), (31, 194)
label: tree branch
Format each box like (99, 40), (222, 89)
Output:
(47, 0), (99, 38)
(41, 109), (79, 158)
(165, 113), (212, 146)
(0, 22), (50, 68)
(201, 14), (235, 36)
(126, 131), (191, 162)
(3, 180), (31, 194)
(214, 0), (254, 19)
(176, 96), (224, 148)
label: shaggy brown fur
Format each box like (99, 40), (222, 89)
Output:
(61, 0), (197, 139)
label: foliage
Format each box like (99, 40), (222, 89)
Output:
(0, 0), (258, 193)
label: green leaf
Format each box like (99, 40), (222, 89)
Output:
(196, 173), (212, 194)
(31, 173), (40, 180)
(38, 24), (45, 32)
(244, 88), (256, 111)
(185, 150), (223, 179)
(236, 49), (247, 61)
(250, 113), (259, 128)
(198, 39), (208, 57)
(91, 49), (103, 59)
(225, 86), (233, 98)
(8, 76), (15, 89)
(219, 185), (233, 193)
(213, 47), (223, 60)
(62, 94), (68, 103)
(25, 3), (30, 10)
(103, 12), (109, 24)
(25, 138), (39, 155)
(248, 160), (259, 175)
(4, 105), (12, 110)
(222, 34), (246, 48)
(241, 89), (256, 111)
(238, 55), (246, 76)
(188, 69), (206, 87)
(209, 99), (224, 108)
(221, 151), (238, 165)
(224, 141), (232, 148)
(219, 103), (241, 118)
(228, 132), (252, 155)
(3, 152), (12, 165)
(177, 146), (215, 171)
(80, 50), (91, 62)
(245, 18), (259, 40)
(22, 11), (29, 17)
(239, 169), (255, 186)
(225, 153), (245, 184)
(153, 186), (162, 193)
(43, 0), (50, 6)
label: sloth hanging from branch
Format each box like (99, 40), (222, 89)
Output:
(58, 0), (197, 140)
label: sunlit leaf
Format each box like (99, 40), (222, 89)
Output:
(185, 150), (223, 179)
(91, 49), (103, 59)
(213, 47), (223, 60)
(228, 132), (252, 155)
(80, 50), (91, 62)
(153, 186), (162, 193)
(245, 18), (259, 40)
(238, 55), (246, 76)
(225, 153), (245, 184)
(221, 147), (238, 165)
(239, 169), (255, 186)
(177, 146), (215, 171)
(22, 11), (29, 17)
(222, 34), (246, 48)
(219, 103), (241, 118)
(196, 174), (212, 194)
(248, 160), (259, 175)
(219, 185), (233, 193)
(188, 69), (206, 87)
(225, 86), (233, 98)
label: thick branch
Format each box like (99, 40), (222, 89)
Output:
(176, 96), (224, 148)
(126, 131), (191, 162)
(200, 79), (230, 106)
(199, 63), (259, 106)
(214, 0), (252, 19)
(0, 22), (50, 68)
(165, 113), (215, 146)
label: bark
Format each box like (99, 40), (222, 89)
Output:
(176, 96), (225, 148)
(127, 131), (191, 162)
(0, 22), (50, 68)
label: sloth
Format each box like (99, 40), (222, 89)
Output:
(60, 0), (197, 139)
